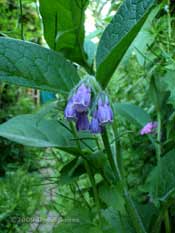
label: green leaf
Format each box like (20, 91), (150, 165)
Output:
(96, 0), (154, 88)
(84, 40), (97, 66)
(39, 0), (89, 65)
(54, 207), (102, 233)
(114, 102), (151, 127)
(0, 114), (76, 150)
(0, 38), (79, 93)
(163, 70), (175, 107)
(136, 202), (157, 232)
(122, 4), (161, 65)
(145, 150), (175, 204)
(99, 184), (125, 214)
(102, 207), (134, 233)
(59, 157), (85, 185)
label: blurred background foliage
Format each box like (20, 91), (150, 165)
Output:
(0, 0), (43, 232)
(0, 0), (175, 232)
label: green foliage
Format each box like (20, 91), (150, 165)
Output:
(53, 207), (102, 233)
(0, 38), (80, 93)
(0, 1), (175, 233)
(84, 40), (97, 67)
(0, 113), (76, 149)
(59, 157), (85, 185)
(39, 0), (89, 65)
(0, 0), (41, 41)
(0, 169), (41, 232)
(101, 207), (135, 233)
(145, 150), (175, 204)
(163, 71), (175, 108)
(99, 184), (125, 214)
(123, 4), (161, 66)
(96, 0), (155, 88)
(114, 103), (151, 127)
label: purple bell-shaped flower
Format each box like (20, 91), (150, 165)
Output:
(76, 112), (89, 131)
(73, 84), (91, 112)
(97, 97), (113, 125)
(90, 111), (102, 134)
(64, 98), (77, 121)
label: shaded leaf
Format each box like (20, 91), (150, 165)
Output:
(163, 70), (175, 107)
(114, 102), (151, 127)
(59, 157), (85, 185)
(136, 202), (158, 232)
(102, 207), (134, 233)
(145, 150), (175, 205)
(99, 184), (125, 214)
(53, 207), (102, 233)
(39, 0), (89, 65)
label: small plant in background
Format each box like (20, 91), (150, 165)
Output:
(0, 0), (175, 233)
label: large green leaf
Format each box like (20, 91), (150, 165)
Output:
(114, 103), (151, 127)
(96, 0), (154, 88)
(122, 4), (161, 66)
(0, 38), (79, 93)
(0, 114), (77, 150)
(145, 150), (175, 204)
(39, 0), (88, 65)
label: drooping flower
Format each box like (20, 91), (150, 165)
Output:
(97, 97), (113, 125)
(140, 122), (157, 135)
(90, 111), (102, 134)
(76, 112), (89, 131)
(72, 84), (91, 112)
(64, 98), (77, 121)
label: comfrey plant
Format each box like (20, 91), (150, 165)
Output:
(0, 0), (174, 233)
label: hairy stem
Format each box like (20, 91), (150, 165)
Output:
(102, 127), (147, 233)
(70, 122), (102, 223)
(101, 128), (118, 180)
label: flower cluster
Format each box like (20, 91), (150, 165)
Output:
(140, 122), (157, 135)
(64, 83), (113, 134)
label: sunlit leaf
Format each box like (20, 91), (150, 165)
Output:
(0, 38), (79, 93)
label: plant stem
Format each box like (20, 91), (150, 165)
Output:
(84, 161), (101, 209)
(112, 120), (124, 177)
(102, 127), (147, 233)
(70, 122), (102, 224)
(84, 160), (102, 227)
(156, 111), (161, 162)
(69, 122), (81, 150)
(75, 182), (91, 210)
(123, 188), (147, 233)
(167, 0), (171, 53)
(164, 209), (171, 233)
(19, 0), (24, 40)
(101, 128), (118, 180)
(151, 76), (162, 162)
